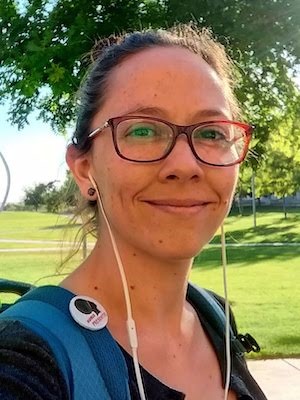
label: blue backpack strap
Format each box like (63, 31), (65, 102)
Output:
(0, 286), (130, 400)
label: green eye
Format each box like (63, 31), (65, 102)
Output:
(194, 128), (226, 140)
(129, 126), (156, 137)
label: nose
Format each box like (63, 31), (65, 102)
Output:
(157, 134), (205, 183)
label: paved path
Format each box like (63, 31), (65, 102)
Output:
(0, 239), (93, 252)
(247, 358), (300, 400)
(0, 239), (74, 244)
(0, 239), (299, 253)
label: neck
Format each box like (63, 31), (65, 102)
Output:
(72, 230), (194, 327)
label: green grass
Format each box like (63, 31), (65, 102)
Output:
(213, 207), (300, 244)
(0, 211), (78, 241)
(191, 247), (300, 359)
(0, 210), (300, 359)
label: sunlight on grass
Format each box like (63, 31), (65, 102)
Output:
(191, 246), (300, 359)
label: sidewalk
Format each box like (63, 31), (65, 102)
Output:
(247, 358), (300, 400)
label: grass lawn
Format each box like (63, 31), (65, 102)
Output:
(191, 247), (300, 359)
(0, 211), (79, 242)
(0, 209), (300, 359)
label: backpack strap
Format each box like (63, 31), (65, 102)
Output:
(187, 283), (247, 356)
(0, 286), (130, 400)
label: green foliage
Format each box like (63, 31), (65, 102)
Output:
(24, 182), (50, 211)
(0, 0), (165, 132)
(23, 172), (77, 212)
(237, 97), (300, 199)
(58, 170), (78, 208)
(254, 104), (300, 198)
(1, 0), (299, 138)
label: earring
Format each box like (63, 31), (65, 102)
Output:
(88, 187), (96, 197)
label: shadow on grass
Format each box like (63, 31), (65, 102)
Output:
(41, 223), (81, 230)
(273, 335), (300, 346)
(229, 206), (300, 217)
(193, 246), (300, 270)
(210, 223), (300, 244)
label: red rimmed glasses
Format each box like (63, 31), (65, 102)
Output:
(88, 115), (253, 167)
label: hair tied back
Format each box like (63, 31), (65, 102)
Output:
(90, 34), (122, 62)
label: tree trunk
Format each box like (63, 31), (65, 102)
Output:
(283, 195), (287, 219)
(251, 171), (257, 228)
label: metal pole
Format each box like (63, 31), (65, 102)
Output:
(0, 152), (11, 211)
(82, 234), (87, 260)
(251, 171), (256, 228)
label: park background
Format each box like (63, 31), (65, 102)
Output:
(0, 0), (300, 365)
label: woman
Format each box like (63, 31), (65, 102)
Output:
(0, 25), (266, 399)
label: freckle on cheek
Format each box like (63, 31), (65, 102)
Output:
(94, 286), (98, 291)
(158, 239), (163, 244)
(132, 253), (136, 257)
(130, 285), (135, 290)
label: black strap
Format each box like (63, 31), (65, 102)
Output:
(187, 283), (249, 356)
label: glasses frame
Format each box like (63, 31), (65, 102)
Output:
(88, 115), (254, 167)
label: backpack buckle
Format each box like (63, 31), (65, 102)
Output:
(238, 333), (261, 353)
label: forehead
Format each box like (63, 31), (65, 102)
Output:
(93, 46), (230, 126)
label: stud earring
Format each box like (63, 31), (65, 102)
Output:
(88, 187), (96, 197)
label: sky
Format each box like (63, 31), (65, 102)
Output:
(0, 104), (69, 203)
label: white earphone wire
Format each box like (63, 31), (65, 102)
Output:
(88, 174), (147, 400)
(221, 224), (231, 400)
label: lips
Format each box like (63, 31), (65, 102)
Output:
(145, 199), (209, 207)
(142, 198), (213, 215)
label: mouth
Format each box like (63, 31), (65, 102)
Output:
(143, 199), (213, 215)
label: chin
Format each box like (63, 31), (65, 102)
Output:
(151, 240), (208, 263)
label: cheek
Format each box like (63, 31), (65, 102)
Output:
(213, 167), (238, 204)
(91, 152), (144, 210)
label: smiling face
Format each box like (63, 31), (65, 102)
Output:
(70, 46), (239, 261)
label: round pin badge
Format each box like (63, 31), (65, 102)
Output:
(69, 295), (108, 331)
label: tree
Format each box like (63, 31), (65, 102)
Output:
(43, 188), (61, 213)
(22, 173), (78, 212)
(255, 108), (300, 217)
(0, 0), (299, 144)
(58, 170), (78, 208)
(24, 183), (48, 211)
(0, 0), (165, 132)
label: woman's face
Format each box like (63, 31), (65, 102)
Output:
(74, 46), (239, 261)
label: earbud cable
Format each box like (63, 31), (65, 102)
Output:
(221, 224), (231, 400)
(88, 174), (147, 400)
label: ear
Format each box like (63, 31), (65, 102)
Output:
(66, 144), (94, 200)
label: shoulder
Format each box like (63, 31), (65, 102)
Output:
(0, 319), (68, 400)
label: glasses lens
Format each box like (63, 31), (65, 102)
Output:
(115, 118), (173, 161)
(192, 122), (246, 165)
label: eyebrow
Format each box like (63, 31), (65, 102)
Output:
(124, 106), (230, 121)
